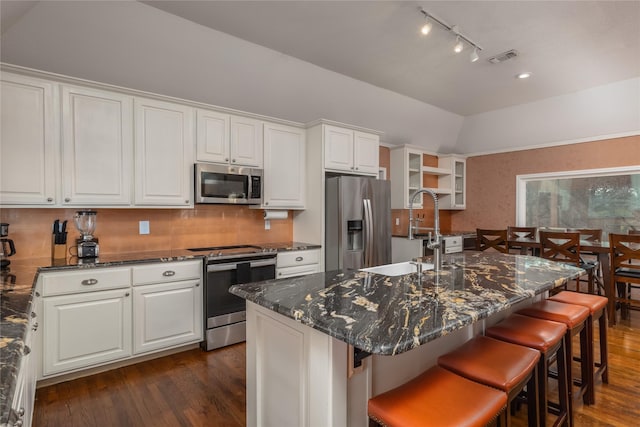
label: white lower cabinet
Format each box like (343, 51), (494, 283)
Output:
(42, 288), (132, 376)
(37, 260), (203, 380)
(9, 311), (37, 427)
(276, 249), (321, 278)
(132, 275), (203, 354)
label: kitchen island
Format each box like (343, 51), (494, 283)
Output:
(230, 252), (584, 427)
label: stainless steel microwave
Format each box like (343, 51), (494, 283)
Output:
(195, 163), (262, 204)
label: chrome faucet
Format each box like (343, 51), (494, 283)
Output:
(408, 189), (442, 272)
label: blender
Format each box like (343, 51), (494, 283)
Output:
(74, 211), (99, 258)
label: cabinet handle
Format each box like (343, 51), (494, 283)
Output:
(15, 420), (23, 427)
(81, 278), (98, 286)
(23, 346), (31, 356)
(232, 159), (236, 163)
(225, 158), (229, 161)
(295, 256), (304, 262)
(65, 197), (71, 202)
(264, 202), (269, 205)
(278, 272), (282, 276)
(195, 283), (200, 287)
(17, 408), (25, 417)
(32, 322), (39, 332)
(31, 311), (37, 318)
(47, 197), (53, 202)
(35, 291), (40, 297)
(162, 270), (176, 277)
(185, 200), (189, 204)
(125, 292), (130, 297)
(355, 167), (359, 170)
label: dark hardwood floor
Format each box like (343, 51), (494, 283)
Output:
(34, 311), (640, 427)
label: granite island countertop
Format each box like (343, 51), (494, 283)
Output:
(230, 252), (584, 356)
(0, 241), (319, 425)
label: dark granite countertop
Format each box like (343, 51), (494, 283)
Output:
(0, 241), (318, 424)
(230, 252), (584, 356)
(392, 231), (476, 238)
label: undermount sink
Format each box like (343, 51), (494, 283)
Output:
(360, 261), (434, 277)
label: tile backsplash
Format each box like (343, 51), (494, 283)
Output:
(0, 206), (292, 260)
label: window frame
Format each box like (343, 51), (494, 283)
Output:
(516, 165), (640, 227)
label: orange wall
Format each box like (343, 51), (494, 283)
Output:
(0, 205), (292, 260)
(451, 135), (640, 231)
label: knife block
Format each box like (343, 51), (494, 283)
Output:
(51, 236), (67, 260)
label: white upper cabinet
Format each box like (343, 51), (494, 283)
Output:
(353, 131), (380, 175)
(61, 85), (133, 206)
(438, 156), (467, 210)
(196, 111), (263, 167)
(196, 109), (230, 163)
(0, 73), (58, 205)
(263, 123), (306, 209)
(323, 124), (379, 176)
(134, 97), (194, 206)
(230, 116), (263, 167)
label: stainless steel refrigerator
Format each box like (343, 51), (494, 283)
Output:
(325, 176), (391, 271)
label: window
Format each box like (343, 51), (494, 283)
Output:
(516, 166), (640, 239)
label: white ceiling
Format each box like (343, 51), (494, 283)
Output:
(136, 0), (640, 116)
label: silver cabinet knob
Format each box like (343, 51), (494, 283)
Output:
(81, 279), (98, 286)
(47, 197), (53, 202)
(162, 270), (176, 277)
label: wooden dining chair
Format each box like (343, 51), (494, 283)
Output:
(476, 229), (509, 253)
(539, 231), (596, 294)
(610, 233), (640, 323)
(567, 228), (605, 294)
(507, 226), (537, 255)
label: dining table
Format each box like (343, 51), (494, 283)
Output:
(508, 237), (615, 324)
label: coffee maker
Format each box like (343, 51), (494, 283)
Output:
(1, 223), (16, 269)
(74, 211), (99, 258)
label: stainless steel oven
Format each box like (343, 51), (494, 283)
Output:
(188, 245), (276, 351)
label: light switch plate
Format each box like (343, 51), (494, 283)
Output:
(139, 220), (150, 235)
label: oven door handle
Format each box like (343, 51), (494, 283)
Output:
(207, 258), (276, 272)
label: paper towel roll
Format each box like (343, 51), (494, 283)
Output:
(263, 210), (288, 220)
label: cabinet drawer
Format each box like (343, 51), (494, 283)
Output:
(276, 249), (320, 268)
(277, 264), (320, 279)
(41, 267), (131, 296)
(132, 260), (202, 285)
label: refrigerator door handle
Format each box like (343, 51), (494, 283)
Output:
(363, 199), (374, 267)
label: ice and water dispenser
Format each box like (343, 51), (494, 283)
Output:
(347, 220), (363, 251)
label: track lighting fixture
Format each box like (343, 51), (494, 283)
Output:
(418, 8), (482, 63)
(421, 19), (433, 35)
(470, 47), (480, 63)
(454, 36), (464, 53)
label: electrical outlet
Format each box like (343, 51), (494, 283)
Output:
(395, 218), (400, 226)
(139, 220), (150, 235)
(264, 219), (271, 230)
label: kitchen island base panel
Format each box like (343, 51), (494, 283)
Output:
(246, 302), (509, 427)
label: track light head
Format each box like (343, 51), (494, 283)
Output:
(454, 36), (464, 53)
(421, 20), (433, 35)
(470, 47), (479, 62)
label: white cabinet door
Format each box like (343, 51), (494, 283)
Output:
(43, 288), (132, 376)
(230, 115), (263, 167)
(196, 108), (230, 163)
(0, 73), (58, 205)
(263, 123), (305, 209)
(61, 85), (133, 206)
(354, 131), (380, 175)
(323, 125), (354, 172)
(134, 98), (194, 206)
(132, 279), (203, 354)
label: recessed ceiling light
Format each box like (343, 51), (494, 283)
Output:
(516, 72), (532, 79)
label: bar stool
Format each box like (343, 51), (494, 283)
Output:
(517, 300), (591, 423)
(368, 366), (507, 427)
(548, 291), (609, 405)
(437, 336), (540, 427)
(486, 314), (570, 427)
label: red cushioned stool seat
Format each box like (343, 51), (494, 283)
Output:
(438, 335), (540, 427)
(487, 314), (569, 427)
(368, 365), (507, 427)
(548, 290), (609, 405)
